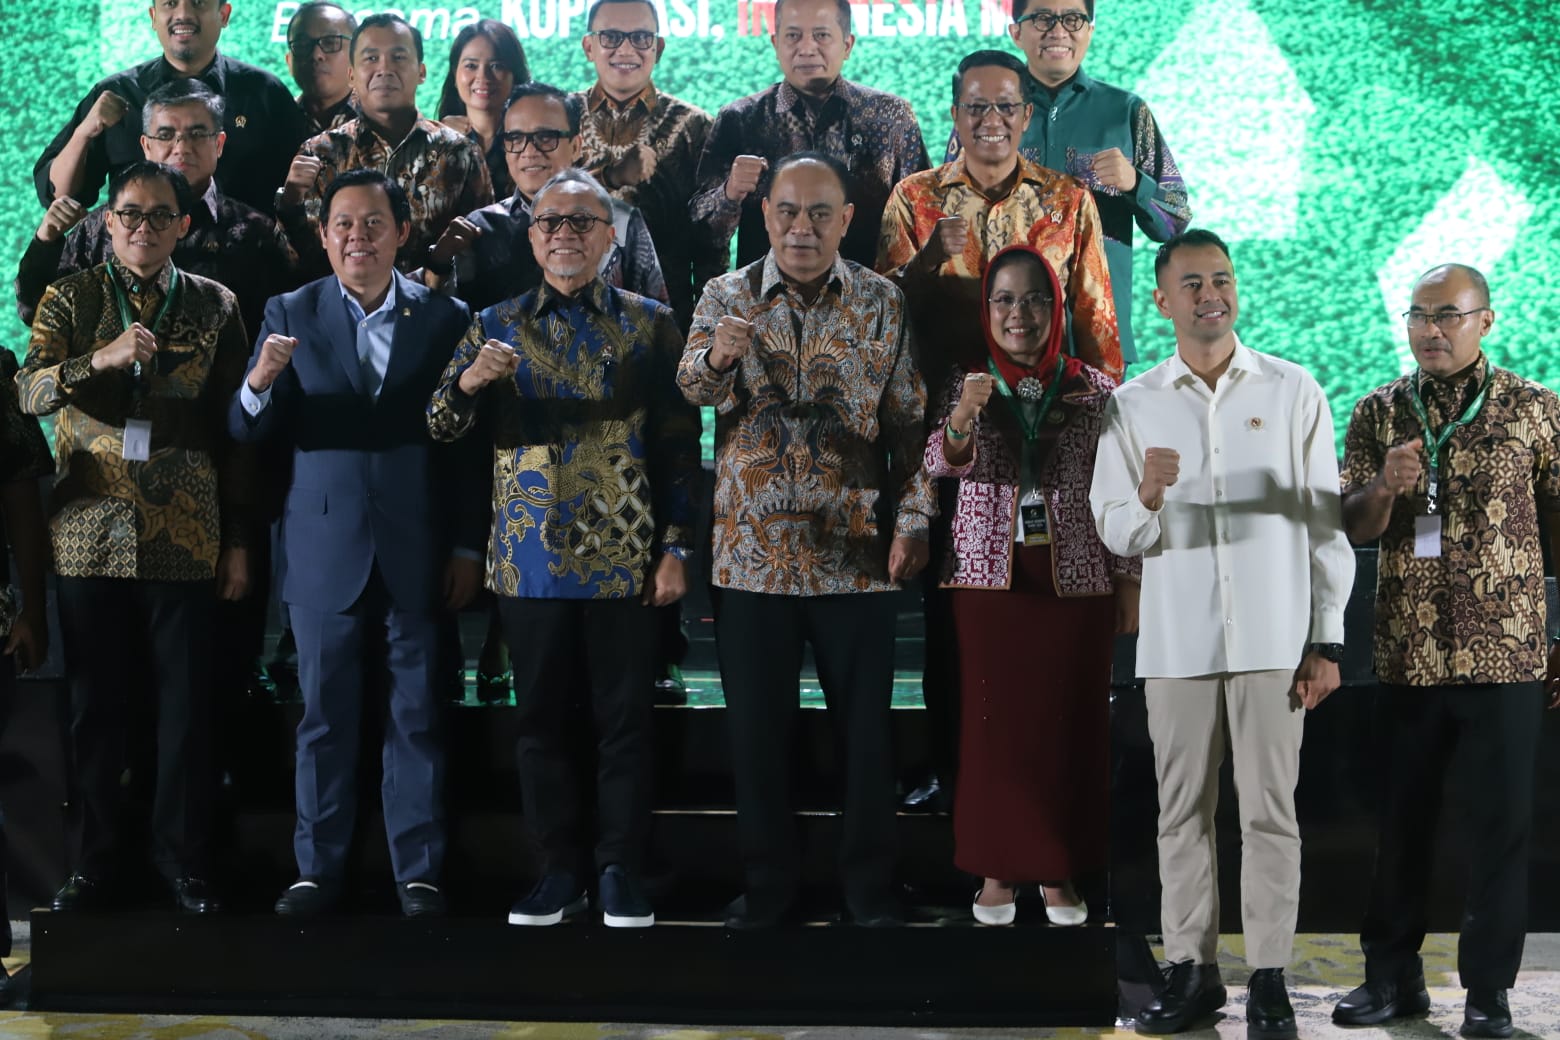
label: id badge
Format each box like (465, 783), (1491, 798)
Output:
(1414, 514), (1442, 559)
(122, 419), (152, 462)
(1019, 500), (1051, 546)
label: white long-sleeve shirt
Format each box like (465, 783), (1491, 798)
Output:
(1090, 338), (1355, 679)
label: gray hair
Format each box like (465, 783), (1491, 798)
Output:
(141, 79), (226, 134)
(533, 167), (612, 217)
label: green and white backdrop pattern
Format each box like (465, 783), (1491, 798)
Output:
(2, 0), (1557, 449)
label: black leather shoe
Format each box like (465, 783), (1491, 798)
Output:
(1246, 968), (1296, 1039)
(846, 893), (906, 928)
(171, 876), (222, 914)
(1137, 961), (1226, 1034)
(274, 878), (340, 917)
(1332, 973), (1431, 1025)
(397, 881), (446, 917)
(901, 774), (951, 813)
(50, 874), (112, 912)
(1461, 988), (1514, 1038)
(723, 894), (798, 930)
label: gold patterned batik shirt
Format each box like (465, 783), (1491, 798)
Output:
(875, 156), (1122, 384)
(679, 253), (935, 597)
(1342, 355), (1560, 686)
(16, 261), (253, 581)
(427, 280), (701, 600)
(279, 115), (494, 279)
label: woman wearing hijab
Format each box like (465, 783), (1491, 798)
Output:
(924, 244), (1140, 927)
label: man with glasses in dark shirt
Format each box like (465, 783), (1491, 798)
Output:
(286, 1), (359, 134)
(36, 0), (310, 216)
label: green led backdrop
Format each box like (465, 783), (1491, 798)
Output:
(3, 0), (1558, 451)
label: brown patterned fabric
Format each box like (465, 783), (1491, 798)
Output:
(0, 352), (51, 486)
(678, 252), (934, 596)
(1342, 355), (1560, 685)
(16, 261), (253, 581)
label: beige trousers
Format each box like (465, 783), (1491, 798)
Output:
(1144, 670), (1305, 969)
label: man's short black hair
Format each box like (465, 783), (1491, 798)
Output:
(951, 49), (1028, 104)
(774, 0), (853, 35)
(586, 0), (661, 32)
(142, 78), (225, 133)
(1012, 0), (1096, 21)
(1154, 229), (1234, 282)
(108, 160), (196, 216)
(770, 150), (852, 204)
(503, 81), (584, 135)
(287, 0), (357, 43)
(1418, 263), (1491, 307)
(352, 12), (423, 63)
(322, 168), (412, 227)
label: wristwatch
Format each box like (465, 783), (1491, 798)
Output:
(1307, 642), (1344, 663)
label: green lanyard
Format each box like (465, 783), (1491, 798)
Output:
(1406, 371), (1491, 514)
(108, 264), (180, 382)
(987, 354), (1066, 442)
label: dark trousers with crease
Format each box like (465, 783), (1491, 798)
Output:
(498, 596), (657, 879)
(1361, 681), (1544, 990)
(57, 576), (215, 880)
(715, 587), (898, 909)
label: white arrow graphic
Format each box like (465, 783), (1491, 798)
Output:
(1133, 0), (1314, 240)
(1376, 156), (1532, 373)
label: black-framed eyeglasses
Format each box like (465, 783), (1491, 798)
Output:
(1402, 308), (1488, 329)
(146, 128), (220, 144)
(533, 213), (610, 236)
(288, 33), (350, 55)
(1015, 10), (1092, 32)
(989, 292), (1054, 314)
(111, 208), (181, 231)
(956, 101), (1027, 120)
(589, 28), (658, 51)
(500, 129), (574, 154)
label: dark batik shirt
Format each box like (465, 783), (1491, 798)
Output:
(428, 279), (701, 601)
(690, 77), (929, 272)
(14, 180), (296, 342)
(34, 53), (310, 216)
(574, 83), (724, 328)
(1342, 355), (1560, 686)
(299, 91), (359, 136)
(16, 260), (254, 580)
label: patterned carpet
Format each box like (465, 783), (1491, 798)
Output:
(0, 933), (1556, 1039)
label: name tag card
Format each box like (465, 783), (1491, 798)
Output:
(1414, 514), (1441, 559)
(122, 419), (151, 462)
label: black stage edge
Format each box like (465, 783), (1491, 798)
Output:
(29, 910), (1118, 1026)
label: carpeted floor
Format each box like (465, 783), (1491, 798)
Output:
(1, 932), (1556, 1039)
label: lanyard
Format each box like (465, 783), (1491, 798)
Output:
(988, 354), (1066, 442)
(109, 265), (181, 382)
(1407, 371), (1491, 514)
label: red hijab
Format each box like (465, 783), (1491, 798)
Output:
(975, 244), (1083, 390)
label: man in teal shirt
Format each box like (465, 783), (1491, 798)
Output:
(948, 0), (1190, 364)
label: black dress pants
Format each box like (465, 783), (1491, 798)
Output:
(57, 575), (215, 880)
(715, 588), (899, 910)
(498, 596), (657, 878)
(1361, 681), (1544, 990)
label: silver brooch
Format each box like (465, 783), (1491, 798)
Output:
(1015, 377), (1045, 400)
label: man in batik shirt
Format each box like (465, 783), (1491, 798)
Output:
(690, 0), (928, 275)
(276, 13), (492, 280)
(429, 168), (699, 931)
(285, 1), (360, 134)
(680, 152), (933, 930)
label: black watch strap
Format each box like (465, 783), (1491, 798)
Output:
(1307, 642), (1344, 663)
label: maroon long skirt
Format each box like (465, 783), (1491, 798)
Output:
(950, 543), (1114, 882)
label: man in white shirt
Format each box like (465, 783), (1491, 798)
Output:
(1090, 229), (1355, 1039)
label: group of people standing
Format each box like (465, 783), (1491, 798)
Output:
(1, 1), (1555, 1038)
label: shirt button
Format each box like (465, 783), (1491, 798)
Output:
(1225, 617), (1234, 625)
(1214, 447), (1221, 454)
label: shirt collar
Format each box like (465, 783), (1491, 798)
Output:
(1165, 335), (1256, 386)
(150, 53), (226, 93)
(935, 154), (1055, 191)
(587, 82), (658, 114)
(1415, 352), (1490, 402)
(352, 113), (430, 150)
(197, 179), (221, 223)
(340, 276), (399, 322)
(776, 76), (852, 116)
(1024, 66), (1092, 103)
(760, 251), (850, 301)
(109, 255), (175, 298)
(530, 277), (610, 318)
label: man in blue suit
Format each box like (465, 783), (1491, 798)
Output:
(229, 168), (484, 917)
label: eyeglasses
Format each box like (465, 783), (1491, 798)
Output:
(146, 128), (219, 145)
(289, 33), (350, 55)
(956, 101), (1027, 120)
(989, 292), (1054, 314)
(533, 213), (610, 236)
(1015, 10), (1092, 32)
(110, 208), (181, 231)
(500, 129), (574, 154)
(1402, 308), (1488, 329)
(589, 29), (658, 51)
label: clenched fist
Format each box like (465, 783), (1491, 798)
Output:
(724, 154), (769, 202)
(1091, 148), (1138, 193)
(247, 334), (298, 393)
(458, 339), (520, 395)
(1378, 437), (1424, 497)
(279, 154), (324, 208)
(91, 322), (157, 372)
(708, 315), (755, 372)
(37, 196), (87, 243)
(1138, 446), (1180, 510)
(80, 91), (129, 139)
(949, 371), (993, 432)
(918, 216), (969, 271)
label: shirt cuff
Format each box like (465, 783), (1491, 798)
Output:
(57, 354), (97, 390)
(1309, 607), (1346, 646)
(452, 547), (484, 563)
(240, 380), (272, 417)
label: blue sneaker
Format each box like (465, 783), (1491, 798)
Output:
(507, 873), (588, 926)
(599, 864), (655, 928)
